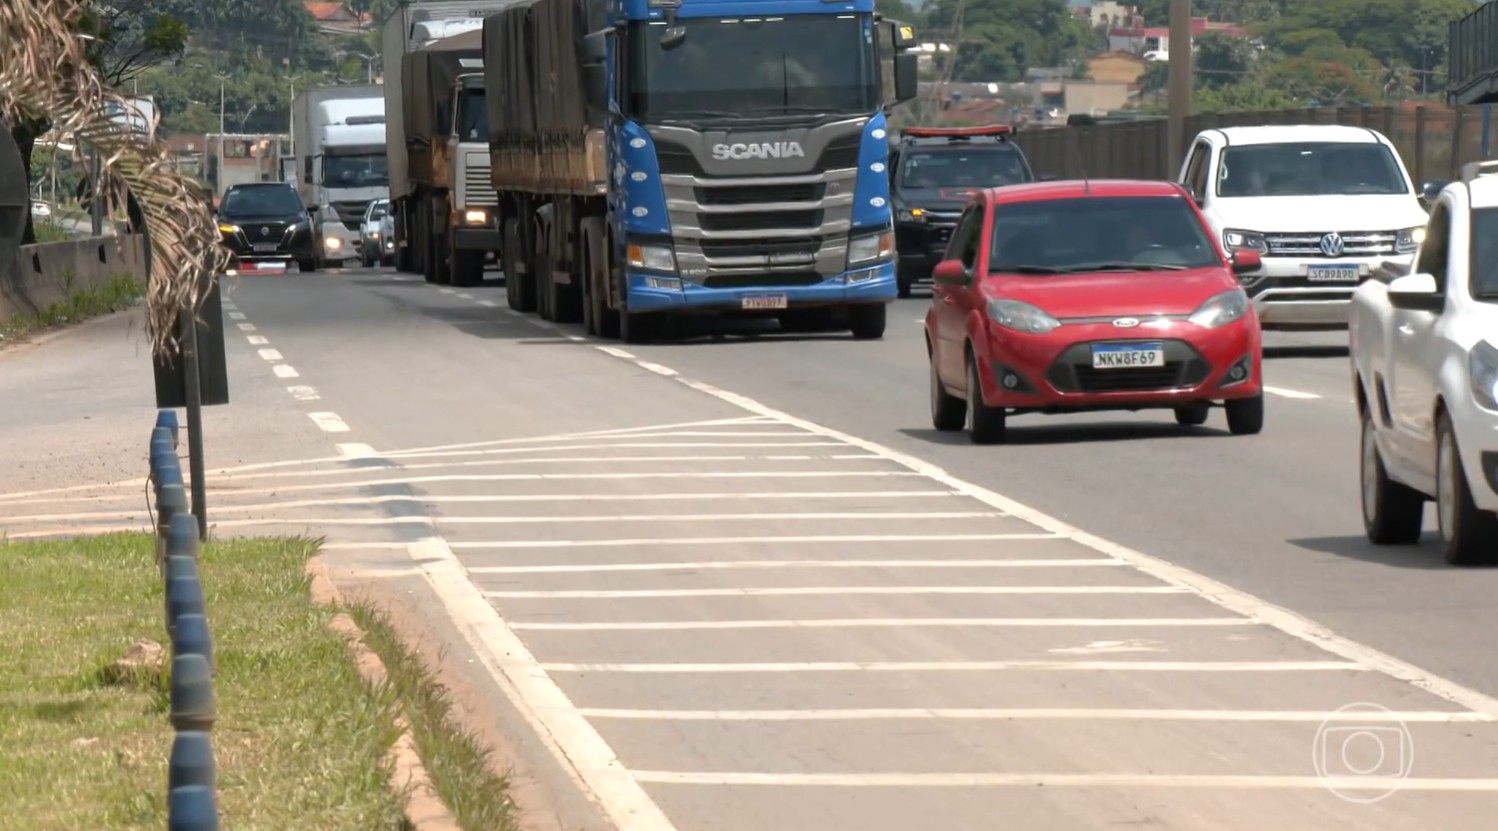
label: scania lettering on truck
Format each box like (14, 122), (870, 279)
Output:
(380, 0), (521, 282)
(482, 0), (920, 343)
(291, 85), (387, 269)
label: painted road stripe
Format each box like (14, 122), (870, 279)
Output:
(449, 533), (1062, 550)
(486, 586), (1180, 599)
(466, 558), (1122, 574)
(237, 323), (256, 331)
(308, 412), (351, 433)
(627, 771), (1498, 790)
(257, 348), (283, 361)
(579, 708), (1493, 722)
(509, 617), (1258, 631)
(173, 471), (931, 498)
(247, 335), (269, 345)
(374, 511), (1009, 525)
(478, 299), (498, 307)
(377, 417), (777, 456)
(541, 660), (1365, 673)
(273, 364), (300, 378)
(227, 311), (246, 319)
(287, 385), (319, 400)
(1264, 386), (1321, 400)
(407, 538), (678, 831)
(336, 443), (378, 459)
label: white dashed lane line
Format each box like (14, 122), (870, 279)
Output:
(308, 411), (351, 433)
(1264, 386), (1321, 400)
(247, 335), (269, 345)
(258, 348), (283, 362)
(288, 385), (320, 401)
(273, 364), (300, 379)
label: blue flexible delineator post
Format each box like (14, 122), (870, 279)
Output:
(167, 785), (220, 831)
(166, 575), (206, 635)
(166, 514), (200, 561)
(172, 613), (215, 672)
(156, 410), (180, 448)
(168, 653), (216, 732)
(167, 730), (216, 791)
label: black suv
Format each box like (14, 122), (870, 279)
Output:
(888, 125), (1036, 297)
(216, 182), (317, 272)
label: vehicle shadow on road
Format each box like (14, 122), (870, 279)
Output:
(1287, 534), (1484, 570)
(898, 422), (1230, 447)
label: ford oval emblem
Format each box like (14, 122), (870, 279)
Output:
(1112, 317), (1140, 328)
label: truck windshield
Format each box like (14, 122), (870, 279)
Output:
(1216, 142), (1409, 197)
(455, 88), (488, 142)
(626, 14), (878, 122)
(322, 154), (388, 188)
(989, 196), (1222, 273)
(899, 149), (1032, 189)
(220, 186), (303, 218)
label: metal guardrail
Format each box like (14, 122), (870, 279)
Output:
(148, 410), (221, 831)
(1450, 1), (1498, 105)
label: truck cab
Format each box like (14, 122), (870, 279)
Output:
(442, 72), (501, 283)
(888, 124), (1035, 297)
(1178, 125), (1429, 330)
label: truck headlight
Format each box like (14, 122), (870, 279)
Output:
(847, 231), (893, 266)
(898, 208), (924, 222)
(324, 237), (343, 251)
(1223, 229), (1268, 253)
(1470, 340), (1498, 411)
(626, 242), (675, 271)
(1395, 226), (1426, 254)
(986, 298), (1059, 334)
(1189, 288), (1249, 328)
(463, 208), (488, 225)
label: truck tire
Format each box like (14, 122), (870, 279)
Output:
(848, 303), (887, 339)
(619, 308), (655, 344)
(451, 248), (483, 287)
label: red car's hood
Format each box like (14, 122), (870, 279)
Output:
(985, 267), (1232, 318)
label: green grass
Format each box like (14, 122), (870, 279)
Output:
(0, 273), (143, 344)
(0, 534), (411, 830)
(30, 221), (72, 243)
(349, 605), (521, 831)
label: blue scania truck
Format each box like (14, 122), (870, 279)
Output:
(482, 0), (918, 342)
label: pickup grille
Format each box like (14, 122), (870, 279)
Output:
(1264, 231), (1398, 257)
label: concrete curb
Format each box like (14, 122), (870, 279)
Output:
(306, 558), (464, 831)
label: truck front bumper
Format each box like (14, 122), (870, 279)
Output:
(624, 262), (896, 315)
(1239, 253), (1416, 329)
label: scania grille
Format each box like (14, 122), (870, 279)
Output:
(653, 134), (861, 178)
(463, 164), (498, 206)
(697, 272), (825, 289)
(699, 239), (821, 260)
(1263, 231), (1397, 257)
(700, 210), (823, 233)
(695, 183), (824, 205)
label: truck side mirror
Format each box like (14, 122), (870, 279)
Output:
(582, 62), (609, 122)
(581, 30), (607, 63)
(893, 53), (918, 104)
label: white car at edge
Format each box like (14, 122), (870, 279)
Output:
(1350, 159), (1498, 565)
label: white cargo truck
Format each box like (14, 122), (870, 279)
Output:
(291, 84), (387, 269)
(380, 0), (517, 277)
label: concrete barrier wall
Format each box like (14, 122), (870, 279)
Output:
(0, 234), (146, 324)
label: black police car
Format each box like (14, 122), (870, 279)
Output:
(216, 182), (317, 272)
(889, 125), (1036, 297)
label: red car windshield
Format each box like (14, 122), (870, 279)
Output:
(989, 195), (1222, 274)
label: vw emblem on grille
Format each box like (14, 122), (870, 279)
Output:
(260, 226), (270, 237)
(1112, 317), (1140, 328)
(1319, 232), (1344, 257)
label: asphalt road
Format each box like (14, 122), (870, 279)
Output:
(7, 266), (1498, 829)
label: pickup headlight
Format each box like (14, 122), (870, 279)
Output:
(898, 208), (924, 222)
(986, 298), (1060, 334)
(848, 231), (893, 266)
(1223, 229), (1268, 253)
(1395, 226), (1426, 254)
(1470, 340), (1498, 411)
(217, 224), (240, 235)
(626, 242), (675, 272)
(1188, 288), (1249, 328)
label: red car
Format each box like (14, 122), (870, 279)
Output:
(924, 179), (1264, 444)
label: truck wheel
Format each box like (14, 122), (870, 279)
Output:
(620, 308), (655, 344)
(297, 259), (317, 273)
(451, 249), (483, 287)
(848, 303), (887, 340)
(419, 213), (438, 284)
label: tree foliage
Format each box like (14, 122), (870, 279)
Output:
(924, 0), (1102, 81)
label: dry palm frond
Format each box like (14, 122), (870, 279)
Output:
(0, 0), (229, 358)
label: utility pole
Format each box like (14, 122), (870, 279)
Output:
(217, 81), (226, 195)
(1167, 0), (1193, 172)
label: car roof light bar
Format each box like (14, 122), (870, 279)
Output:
(902, 124), (1013, 142)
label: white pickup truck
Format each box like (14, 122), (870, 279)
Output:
(1348, 159), (1498, 566)
(1177, 124), (1431, 330)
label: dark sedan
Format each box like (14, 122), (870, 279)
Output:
(216, 182), (317, 272)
